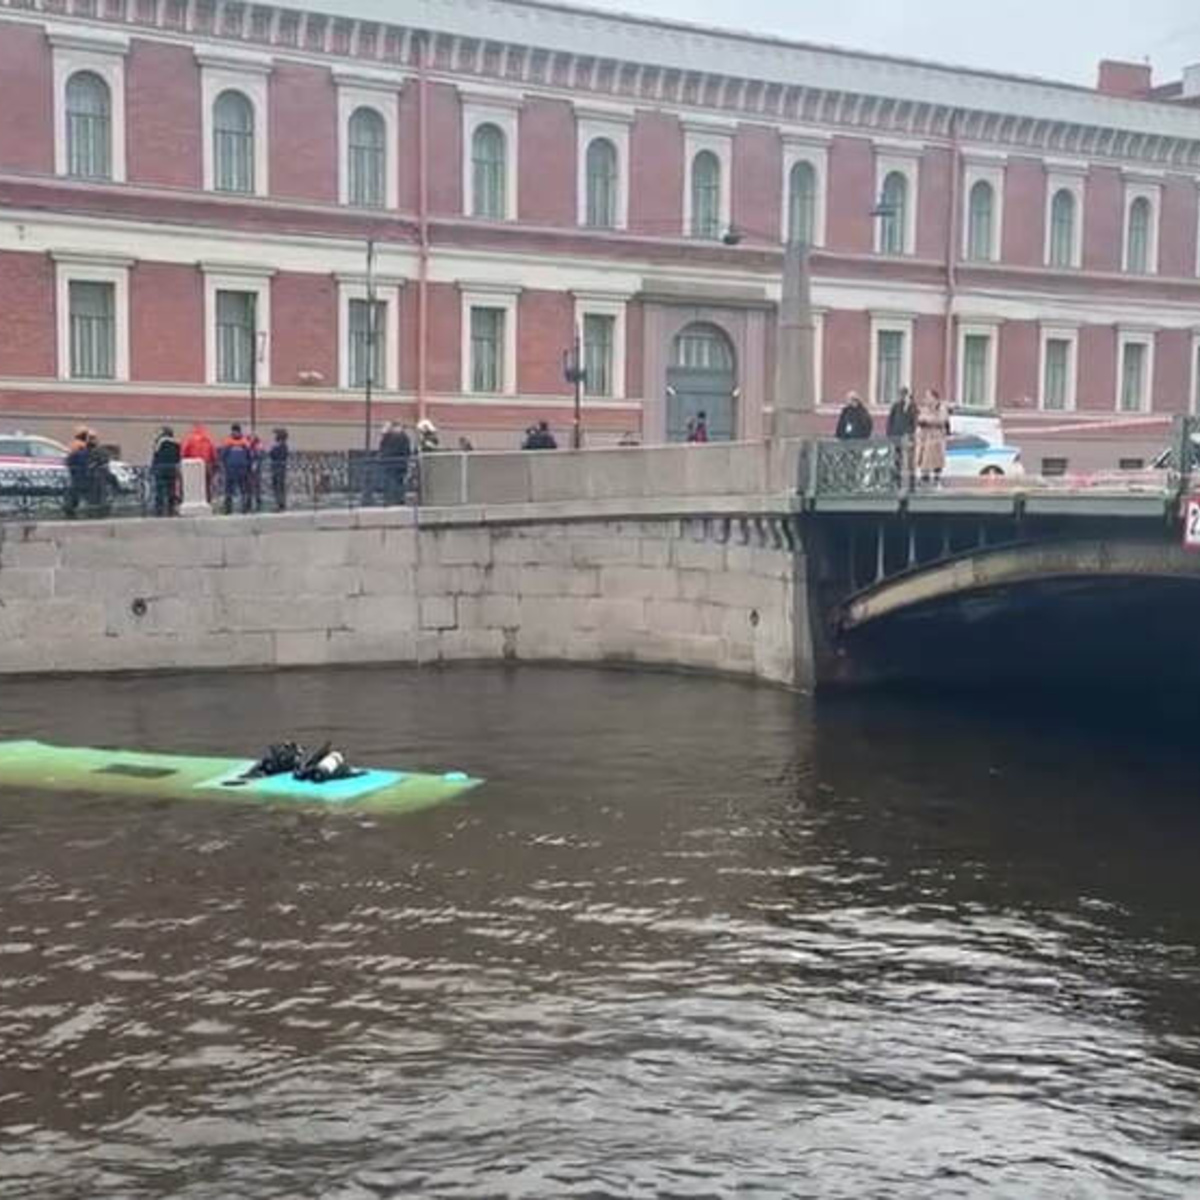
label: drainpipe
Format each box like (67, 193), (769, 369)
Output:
(416, 32), (430, 425)
(943, 109), (962, 400)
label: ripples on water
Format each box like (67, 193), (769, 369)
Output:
(0, 666), (1197, 1198)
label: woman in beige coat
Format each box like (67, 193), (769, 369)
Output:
(915, 389), (949, 485)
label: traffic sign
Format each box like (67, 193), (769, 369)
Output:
(1184, 494), (1200, 551)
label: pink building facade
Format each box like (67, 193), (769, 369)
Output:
(3, 0), (1200, 459)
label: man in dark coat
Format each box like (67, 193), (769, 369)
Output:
(835, 392), (873, 440)
(151, 425), (182, 517)
(378, 421), (412, 505)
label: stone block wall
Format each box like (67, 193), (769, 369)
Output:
(0, 503), (808, 687)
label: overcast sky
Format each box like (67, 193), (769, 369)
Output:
(579, 0), (1200, 87)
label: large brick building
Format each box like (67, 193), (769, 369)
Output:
(3, 0), (1200, 461)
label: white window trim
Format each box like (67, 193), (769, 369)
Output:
(1115, 327), (1156, 414)
(201, 264), (274, 387)
(462, 91), (520, 221)
(1044, 168), (1086, 269)
(956, 320), (1000, 409)
(683, 119), (733, 239)
(1121, 180), (1162, 275)
(573, 291), (629, 400)
(874, 150), (919, 255)
(197, 47), (272, 198)
(52, 251), (131, 382)
(50, 29), (130, 183)
(334, 68), (400, 210)
(1192, 331), (1200, 415)
(575, 105), (633, 231)
(1038, 323), (1079, 413)
(336, 276), (402, 391)
(461, 283), (520, 395)
(962, 161), (1004, 262)
(781, 135), (829, 247)
(868, 313), (914, 409)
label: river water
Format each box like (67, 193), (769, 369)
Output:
(0, 666), (1197, 1199)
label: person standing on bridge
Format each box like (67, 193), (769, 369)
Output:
(915, 388), (949, 486)
(887, 387), (918, 488)
(836, 391), (873, 440)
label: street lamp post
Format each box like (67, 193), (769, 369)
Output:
(563, 328), (587, 450)
(363, 237), (376, 455)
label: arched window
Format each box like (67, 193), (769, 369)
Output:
(788, 160), (817, 246)
(66, 71), (111, 180)
(879, 170), (908, 255)
(966, 180), (994, 261)
(1049, 188), (1076, 268)
(585, 137), (618, 228)
(673, 322), (734, 370)
(1127, 196), (1151, 274)
(472, 123), (506, 219)
(348, 106), (386, 208)
(691, 150), (721, 239)
(213, 89), (255, 194)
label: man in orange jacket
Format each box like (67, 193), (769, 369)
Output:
(219, 423), (252, 515)
(180, 423), (217, 501)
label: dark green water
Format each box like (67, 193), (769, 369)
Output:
(0, 666), (1197, 1198)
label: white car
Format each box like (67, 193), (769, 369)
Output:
(0, 433), (138, 493)
(942, 432), (1024, 478)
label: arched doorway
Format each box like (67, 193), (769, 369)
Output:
(666, 323), (737, 441)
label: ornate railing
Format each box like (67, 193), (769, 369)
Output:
(806, 439), (901, 498)
(0, 451), (420, 522)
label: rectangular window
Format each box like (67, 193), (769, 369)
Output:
(470, 307), (504, 393)
(68, 280), (115, 379)
(875, 330), (904, 407)
(582, 314), (614, 398)
(68, 109), (110, 180)
(216, 290), (255, 385)
(1043, 338), (1070, 412)
(1120, 342), (1147, 413)
(962, 334), (991, 408)
(348, 298), (386, 389)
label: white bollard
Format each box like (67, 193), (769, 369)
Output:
(178, 457), (212, 516)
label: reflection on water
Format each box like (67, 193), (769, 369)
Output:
(0, 667), (1197, 1198)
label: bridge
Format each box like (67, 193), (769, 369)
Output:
(1, 429), (1197, 691)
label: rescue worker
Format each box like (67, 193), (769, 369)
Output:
(219, 423), (253, 514)
(181, 423), (217, 501)
(151, 425), (182, 517)
(84, 431), (111, 517)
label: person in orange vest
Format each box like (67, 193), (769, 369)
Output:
(219, 423), (253, 515)
(180, 423), (217, 501)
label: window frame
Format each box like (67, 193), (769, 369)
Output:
(460, 284), (520, 396)
(1116, 328), (1155, 414)
(197, 48), (272, 198)
(956, 320), (1000, 410)
(202, 266), (273, 387)
(337, 277), (401, 391)
(1044, 168), (1085, 269)
(962, 161), (1004, 263)
(462, 94), (520, 221)
(1122, 181), (1161, 276)
(573, 292), (629, 401)
(53, 252), (130, 383)
(874, 150), (919, 256)
(575, 106), (632, 230)
(1038, 324), (1079, 413)
(868, 314), (914, 410)
(335, 69), (400, 211)
(51, 30), (128, 184)
(780, 136), (828, 247)
(683, 120), (733, 241)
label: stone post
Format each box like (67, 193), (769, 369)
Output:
(772, 239), (816, 439)
(179, 458), (212, 516)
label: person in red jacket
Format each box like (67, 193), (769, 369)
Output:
(180, 423), (217, 501)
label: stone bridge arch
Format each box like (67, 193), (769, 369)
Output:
(839, 537), (1200, 630)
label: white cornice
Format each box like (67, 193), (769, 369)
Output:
(46, 26), (129, 54)
(331, 64), (409, 90)
(194, 45), (274, 75)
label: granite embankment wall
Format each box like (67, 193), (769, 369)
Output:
(0, 499), (811, 687)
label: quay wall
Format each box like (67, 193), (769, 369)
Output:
(0, 499), (811, 688)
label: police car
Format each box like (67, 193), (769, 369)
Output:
(943, 413), (1025, 478)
